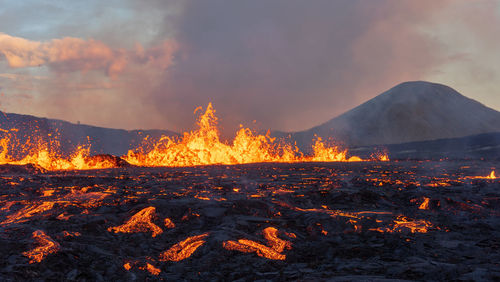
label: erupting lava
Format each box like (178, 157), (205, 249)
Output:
(471, 170), (497, 179)
(0, 103), (389, 170)
(22, 230), (61, 264)
(0, 136), (116, 170)
(124, 103), (385, 167)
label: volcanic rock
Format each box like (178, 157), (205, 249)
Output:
(0, 163), (46, 174)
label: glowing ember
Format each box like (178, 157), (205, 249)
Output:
(62, 231), (81, 237)
(159, 233), (209, 262)
(223, 227), (293, 260)
(141, 263), (161, 276)
(419, 197), (430, 210)
(370, 216), (433, 233)
(164, 218), (175, 229)
(108, 207), (163, 237)
(22, 230), (61, 263)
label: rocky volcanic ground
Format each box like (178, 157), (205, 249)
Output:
(0, 161), (499, 281)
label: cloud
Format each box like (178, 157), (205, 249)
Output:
(144, 0), (452, 133)
(1, 0), (499, 134)
(0, 33), (178, 77)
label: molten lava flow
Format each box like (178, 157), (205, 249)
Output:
(223, 239), (286, 260)
(419, 197), (430, 210)
(223, 227), (293, 260)
(108, 207), (163, 237)
(1, 202), (55, 226)
(262, 227), (292, 253)
(159, 233), (209, 262)
(124, 103), (375, 167)
(22, 230), (61, 263)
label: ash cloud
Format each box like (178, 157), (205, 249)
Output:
(145, 0), (452, 133)
(1, 0), (499, 134)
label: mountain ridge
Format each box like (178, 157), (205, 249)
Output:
(276, 81), (500, 149)
(0, 112), (179, 156)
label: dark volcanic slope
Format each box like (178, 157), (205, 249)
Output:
(283, 81), (500, 148)
(0, 112), (178, 156)
(351, 132), (500, 161)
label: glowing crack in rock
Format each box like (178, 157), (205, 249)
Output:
(159, 233), (209, 262)
(223, 227), (293, 260)
(108, 206), (163, 237)
(370, 216), (433, 233)
(22, 230), (61, 263)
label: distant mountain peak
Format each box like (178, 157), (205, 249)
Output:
(285, 81), (500, 148)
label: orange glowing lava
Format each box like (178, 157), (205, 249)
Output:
(159, 233), (209, 262)
(108, 207), (163, 237)
(22, 230), (61, 263)
(487, 170), (496, 179)
(370, 216), (433, 233)
(471, 170), (497, 179)
(223, 227), (293, 260)
(262, 227), (293, 253)
(164, 218), (175, 229)
(124, 103), (384, 167)
(1, 202), (55, 226)
(1, 103), (388, 169)
(141, 263), (161, 275)
(419, 197), (430, 210)
(0, 135), (116, 170)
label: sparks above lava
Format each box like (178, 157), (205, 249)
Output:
(0, 103), (389, 170)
